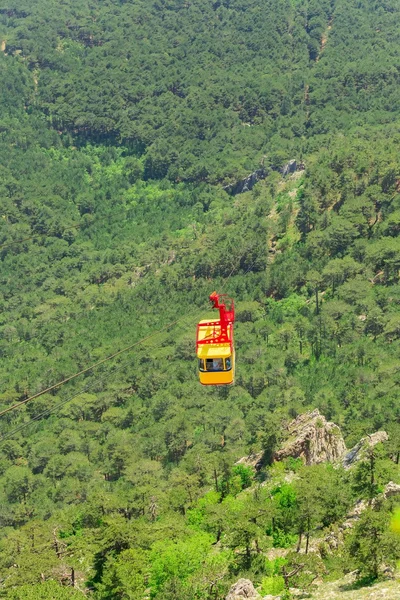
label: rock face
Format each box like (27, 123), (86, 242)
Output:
(343, 431), (388, 469)
(281, 159), (298, 176)
(236, 451), (264, 470)
(223, 168), (267, 195)
(225, 579), (261, 600)
(274, 409), (347, 466)
(238, 410), (388, 470)
(383, 481), (400, 499)
(223, 159), (304, 196)
(325, 481), (400, 550)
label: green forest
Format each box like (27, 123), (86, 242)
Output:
(0, 0), (400, 597)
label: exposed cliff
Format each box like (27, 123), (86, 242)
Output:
(223, 168), (267, 195)
(223, 160), (303, 195)
(343, 431), (389, 469)
(274, 409), (347, 465)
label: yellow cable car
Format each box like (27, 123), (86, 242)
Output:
(196, 292), (235, 385)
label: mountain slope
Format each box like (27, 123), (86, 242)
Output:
(0, 0), (400, 597)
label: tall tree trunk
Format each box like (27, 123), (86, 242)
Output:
(213, 468), (218, 492)
(305, 516), (310, 554)
(296, 531), (303, 553)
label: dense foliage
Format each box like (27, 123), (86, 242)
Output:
(0, 0), (400, 597)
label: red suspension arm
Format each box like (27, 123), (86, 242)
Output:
(197, 292), (235, 347)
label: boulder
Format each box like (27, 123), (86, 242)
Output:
(343, 431), (388, 469)
(226, 579), (261, 600)
(274, 409), (347, 465)
(383, 481), (400, 498)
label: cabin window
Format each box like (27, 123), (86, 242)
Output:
(200, 358), (232, 372)
(199, 358), (232, 372)
(205, 358), (224, 371)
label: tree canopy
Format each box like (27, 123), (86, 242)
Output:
(0, 0), (400, 596)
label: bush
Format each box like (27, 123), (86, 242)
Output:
(260, 575), (285, 595)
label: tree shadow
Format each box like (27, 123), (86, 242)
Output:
(339, 575), (377, 592)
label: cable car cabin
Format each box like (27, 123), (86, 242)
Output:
(197, 322), (234, 385)
(196, 292), (235, 386)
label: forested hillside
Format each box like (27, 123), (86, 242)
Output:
(0, 0), (400, 597)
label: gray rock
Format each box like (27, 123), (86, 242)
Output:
(223, 159), (304, 196)
(281, 159), (297, 176)
(226, 578), (261, 600)
(223, 168), (266, 195)
(325, 481), (400, 550)
(341, 499), (367, 530)
(274, 409), (347, 466)
(383, 481), (400, 498)
(343, 431), (388, 469)
(236, 451), (264, 470)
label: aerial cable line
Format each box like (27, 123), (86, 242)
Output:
(0, 355), (134, 442)
(0, 314), (192, 418)
(0, 241), (258, 421)
(0, 310), (201, 442)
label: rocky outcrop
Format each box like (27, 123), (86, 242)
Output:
(225, 579), (261, 600)
(236, 451), (264, 470)
(281, 159), (298, 177)
(343, 430), (388, 469)
(338, 482), (400, 531)
(274, 409), (346, 466)
(223, 168), (267, 195)
(238, 411), (389, 470)
(325, 481), (400, 551)
(383, 481), (400, 498)
(223, 159), (303, 196)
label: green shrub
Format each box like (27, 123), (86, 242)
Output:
(260, 575), (285, 595)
